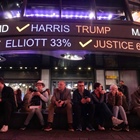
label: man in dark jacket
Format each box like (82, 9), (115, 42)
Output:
(0, 77), (16, 132)
(119, 80), (129, 111)
(73, 81), (95, 131)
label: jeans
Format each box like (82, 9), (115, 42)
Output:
(113, 105), (128, 124)
(24, 108), (44, 126)
(73, 103), (94, 127)
(95, 102), (113, 126)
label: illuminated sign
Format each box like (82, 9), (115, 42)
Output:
(0, 36), (139, 53)
(0, 21), (140, 39)
(0, 20), (140, 53)
(0, 25), (9, 33)
(106, 75), (118, 79)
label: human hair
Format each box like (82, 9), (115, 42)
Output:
(29, 87), (34, 92)
(93, 82), (101, 89)
(77, 81), (84, 84)
(0, 77), (4, 84)
(118, 88), (123, 92)
(120, 80), (124, 83)
(16, 88), (22, 102)
(110, 84), (118, 90)
(58, 80), (66, 85)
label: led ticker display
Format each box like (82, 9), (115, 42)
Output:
(0, 36), (140, 54)
(0, 21), (140, 39)
(0, 20), (140, 54)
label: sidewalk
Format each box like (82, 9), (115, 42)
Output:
(1, 129), (140, 140)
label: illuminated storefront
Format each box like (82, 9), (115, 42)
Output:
(0, 0), (140, 95)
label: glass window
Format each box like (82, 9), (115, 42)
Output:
(5, 82), (35, 100)
(129, 0), (140, 22)
(0, 0), (22, 19)
(105, 70), (119, 90)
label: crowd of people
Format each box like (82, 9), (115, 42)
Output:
(0, 77), (140, 133)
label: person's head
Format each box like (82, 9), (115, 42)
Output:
(119, 80), (124, 85)
(15, 88), (22, 100)
(0, 77), (4, 90)
(110, 84), (118, 94)
(58, 81), (66, 91)
(27, 87), (34, 94)
(94, 82), (102, 92)
(15, 88), (21, 94)
(35, 80), (45, 91)
(77, 81), (85, 92)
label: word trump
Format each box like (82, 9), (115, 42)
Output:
(76, 25), (111, 34)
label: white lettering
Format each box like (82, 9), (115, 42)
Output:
(64, 25), (70, 33)
(39, 25), (46, 32)
(46, 24), (53, 32)
(31, 24), (39, 32)
(42, 39), (48, 46)
(5, 38), (48, 48)
(12, 40), (17, 47)
(26, 39), (34, 47)
(53, 24), (60, 32)
(34, 39), (40, 46)
(6, 40), (12, 48)
(132, 28), (140, 36)
(0, 25), (9, 33)
(31, 24), (70, 33)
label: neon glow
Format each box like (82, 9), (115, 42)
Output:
(2, 9), (124, 21)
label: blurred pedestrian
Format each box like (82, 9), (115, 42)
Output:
(0, 77), (16, 132)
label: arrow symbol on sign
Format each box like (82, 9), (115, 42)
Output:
(79, 39), (92, 48)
